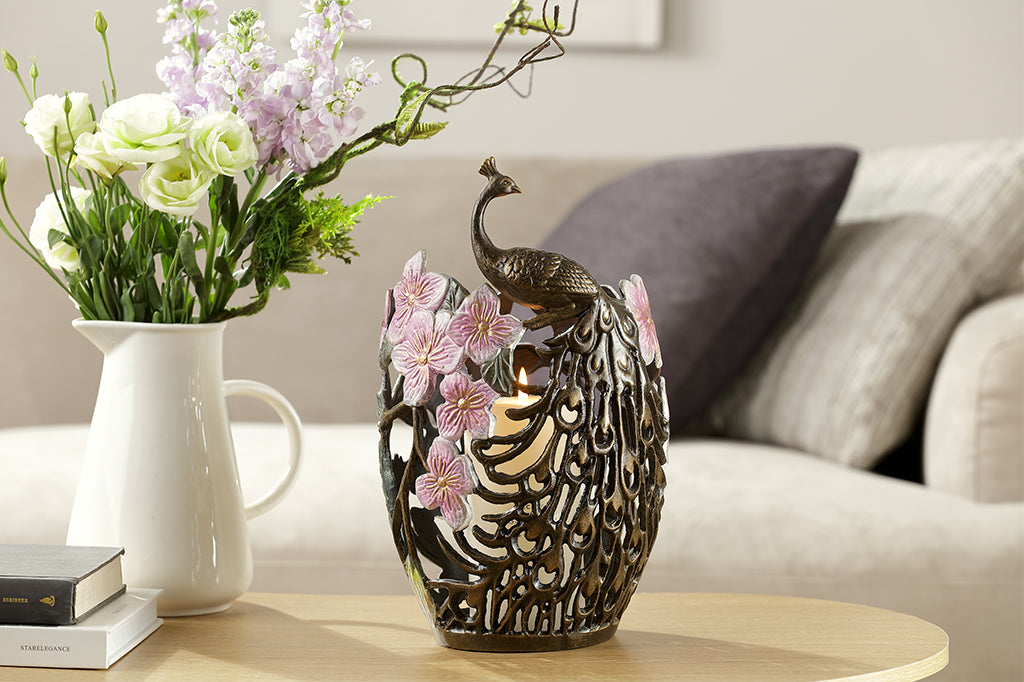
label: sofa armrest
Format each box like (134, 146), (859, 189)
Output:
(924, 293), (1024, 502)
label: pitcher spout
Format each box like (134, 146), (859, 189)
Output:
(71, 319), (137, 354)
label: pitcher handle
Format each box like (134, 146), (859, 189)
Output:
(223, 379), (303, 520)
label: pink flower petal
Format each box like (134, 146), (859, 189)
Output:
(387, 251), (448, 343)
(622, 274), (661, 366)
(414, 439), (476, 531)
(448, 285), (524, 365)
(401, 365), (433, 406)
(439, 495), (470, 530)
(392, 311), (464, 406)
(437, 374), (498, 440)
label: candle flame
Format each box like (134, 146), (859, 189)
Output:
(517, 367), (529, 403)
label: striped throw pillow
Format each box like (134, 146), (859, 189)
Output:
(703, 139), (1024, 469)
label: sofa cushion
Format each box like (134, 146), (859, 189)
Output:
(703, 139), (1024, 469)
(541, 146), (859, 431)
(924, 294), (1024, 502)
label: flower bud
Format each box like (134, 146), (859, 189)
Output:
(2, 49), (17, 73)
(29, 59), (38, 80)
(0, 157), (7, 185)
(94, 11), (108, 35)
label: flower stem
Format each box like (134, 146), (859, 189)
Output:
(0, 214), (70, 296)
(96, 14), (118, 104)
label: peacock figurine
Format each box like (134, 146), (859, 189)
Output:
(376, 157), (669, 652)
(473, 156), (604, 330)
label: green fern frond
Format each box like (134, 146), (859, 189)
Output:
(305, 192), (389, 264)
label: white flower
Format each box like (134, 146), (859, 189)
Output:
(189, 111), (258, 176)
(73, 131), (136, 180)
(98, 93), (191, 164)
(23, 92), (95, 158)
(139, 151), (213, 217)
(29, 189), (92, 272)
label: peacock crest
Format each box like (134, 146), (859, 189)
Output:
(479, 156), (499, 178)
(376, 161), (668, 651)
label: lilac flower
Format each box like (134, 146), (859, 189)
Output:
(268, 1), (377, 172)
(193, 11), (282, 161)
(156, 1), (219, 114)
(621, 274), (661, 366)
(415, 438), (475, 531)
(387, 251), (448, 344)
(157, 0), (379, 174)
(448, 285), (524, 365)
(437, 373), (498, 441)
(391, 310), (462, 406)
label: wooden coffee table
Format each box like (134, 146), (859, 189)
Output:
(3, 592), (948, 680)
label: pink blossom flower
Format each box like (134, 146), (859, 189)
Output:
(415, 438), (475, 531)
(437, 373), (498, 441)
(391, 310), (462, 406)
(621, 274), (661, 366)
(386, 251), (448, 344)
(448, 285), (523, 364)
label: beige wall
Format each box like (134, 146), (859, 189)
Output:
(0, 0), (1020, 162)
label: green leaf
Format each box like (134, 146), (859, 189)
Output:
(154, 216), (179, 253)
(107, 203), (133, 232)
(395, 91), (430, 141)
(443, 277), (468, 315)
(481, 346), (517, 397)
(237, 264), (254, 288)
(93, 276), (114, 319)
(379, 336), (394, 371)
(410, 121), (448, 140)
(46, 228), (67, 250)
(144, 276), (162, 311)
(213, 175), (239, 231)
(178, 232), (206, 299)
(213, 255), (233, 279)
(79, 234), (103, 270)
(120, 288), (135, 322)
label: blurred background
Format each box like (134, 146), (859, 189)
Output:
(0, 0), (1021, 428)
(1, 1), (1020, 160)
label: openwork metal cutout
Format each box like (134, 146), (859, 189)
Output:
(376, 159), (668, 652)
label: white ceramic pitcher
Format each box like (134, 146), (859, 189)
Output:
(67, 320), (303, 616)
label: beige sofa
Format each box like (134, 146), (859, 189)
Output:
(1, 140), (1021, 680)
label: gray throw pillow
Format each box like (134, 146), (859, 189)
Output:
(703, 139), (1024, 469)
(540, 146), (859, 432)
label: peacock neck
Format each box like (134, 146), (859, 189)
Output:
(471, 190), (503, 267)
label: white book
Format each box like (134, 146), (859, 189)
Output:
(0, 589), (162, 669)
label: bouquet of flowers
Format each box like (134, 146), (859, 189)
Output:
(0, 0), (576, 323)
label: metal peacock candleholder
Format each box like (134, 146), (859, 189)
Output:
(376, 158), (669, 652)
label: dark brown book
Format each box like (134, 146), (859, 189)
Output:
(0, 545), (126, 625)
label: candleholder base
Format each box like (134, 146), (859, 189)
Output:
(435, 624), (619, 653)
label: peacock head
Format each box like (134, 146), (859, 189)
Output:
(479, 156), (521, 197)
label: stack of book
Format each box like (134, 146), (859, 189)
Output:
(0, 544), (162, 669)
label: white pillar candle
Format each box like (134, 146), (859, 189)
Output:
(468, 369), (555, 525)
